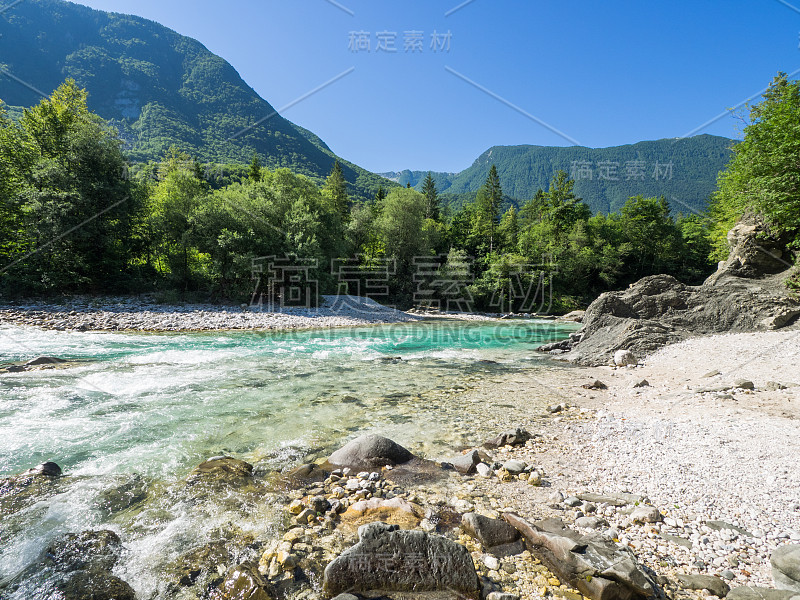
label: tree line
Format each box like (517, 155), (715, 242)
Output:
(2, 76), (797, 309)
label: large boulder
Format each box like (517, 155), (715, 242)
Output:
(323, 522), (481, 598)
(707, 213), (793, 284)
(56, 570), (137, 600)
(44, 530), (122, 573)
(553, 270), (800, 366)
(772, 544), (800, 593)
(547, 213), (800, 366)
(328, 434), (414, 470)
(504, 514), (657, 600)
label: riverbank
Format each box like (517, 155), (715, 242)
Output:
(0, 295), (541, 333)
(438, 329), (800, 597)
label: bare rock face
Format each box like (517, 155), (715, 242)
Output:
(707, 213), (793, 284)
(328, 434), (414, 470)
(504, 514), (657, 600)
(323, 522), (481, 598)
(543, 214), (799, 366)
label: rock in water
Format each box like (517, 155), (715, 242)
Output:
(614, 350), (638, 366)
(21, 462), (62, 477)
(186, 456), (253, 486)
(446, 449), (482, 474)
(323, 522), (481, 597)
(56, 570), (137, 600)
(212, 563), (274, 600)
(504, 514), (657, 600)
(45, 530), (122, 573)
(25, 356), (67, 366)
(772, 544), (800, 593)
(328, 434), (414, 470)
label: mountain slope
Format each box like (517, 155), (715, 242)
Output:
(382, 135), (735, 214)
(0, 0), (389, 199)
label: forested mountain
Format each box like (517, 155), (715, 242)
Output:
(383, 135), (735, 214)
(0, 0), (390, 200)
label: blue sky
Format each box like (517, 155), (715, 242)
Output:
(75, 0), (800, 173)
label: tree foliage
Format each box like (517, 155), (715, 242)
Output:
(709, 72), (800, 258)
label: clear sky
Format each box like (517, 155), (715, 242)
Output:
(74, 0), (800, 173)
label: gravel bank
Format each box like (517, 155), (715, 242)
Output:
(0, 295), (421, 332)
(450, 329), (800, 594)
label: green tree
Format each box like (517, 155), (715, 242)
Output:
(422, 172), (440, 220)
(476, 165), (503, 252)
(3, 79), (139, 293)
(323, 160), (348, 218)
(249, 152), (262, 182)
(376, 187), (436, 301)
(710, 72), (800, 258)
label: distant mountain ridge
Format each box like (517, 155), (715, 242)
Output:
(382, 135), (735, 214)
(0, 0), (389, 199)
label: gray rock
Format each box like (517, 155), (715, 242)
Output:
(328, 434), (414, 470)
(562, 230), (800, 367)
(578, 492), (643, 507)
(186, 456), (253, 486)
(487, 593), (520, 600)
(677, 573), (731, 597)
(461, 513), (521, 551)
(215, 562), (274, 600)
(476, 463), (493, 478)
(575, 516), (609, 530)
(95, 474), (147, 515)
(660, 533), (692, 549)
(614, 350), (638, 366)
(632, 379), (650, 388)
(502, 459), (527, 475)
(25, 356), (67, 366)
(45, 530), (122, 573)
(728, 587), (800, 600)
(630, 506), (662, 524)
(323, 522), (480, 597)
(331, 595), (359, 600)
(504, 514), (657, 600)
(56, 570), (137, 600)
(767, 381), (789, 391)
(564, 496), (583, 507)
(483, 428), (531, 449)
(21, 462), (62, 478)
(707, 520), (753, 537)
(772, 544), (800, 593)
(447, 449), (481, 475)
(735, 379), (755, 390)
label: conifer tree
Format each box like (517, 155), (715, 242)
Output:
(323, 160), (348, 218)
(422, 172), (439, 220)
(249, 152), (262, 182)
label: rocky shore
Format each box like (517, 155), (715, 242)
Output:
(0, 294), (422, 332)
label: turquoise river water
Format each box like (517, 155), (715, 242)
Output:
(0, 319), (577, 599)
